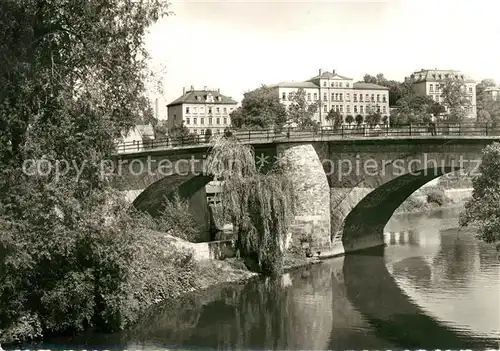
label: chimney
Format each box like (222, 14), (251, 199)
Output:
(183, 87), (186, 95)
(190, 85), (194, 91)
(319, 68), (323, 75)
(332, 69), (336, 75)
(204, 86), (207, 91)
(155, 98), (159, 119)
(217, 88), (220, 93)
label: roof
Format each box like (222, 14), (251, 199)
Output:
(353, 82), (389, 90)
(484, 86), (500, 92)
(167, 90), (238, 107)
(307, 70), (352, 81)
(267, 81), (319, 89)
(411, 69), (475, 84)
(136, 124), (155, 139)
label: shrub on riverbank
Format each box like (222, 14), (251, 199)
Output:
(0, 195), (200, 345)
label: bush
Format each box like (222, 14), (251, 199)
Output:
(424, 188), (450, 207)
(155, 193), (203, 243)
(397, 196), (428, 213)
(0, 191), (199, 344)
(355, 114), (364, 125)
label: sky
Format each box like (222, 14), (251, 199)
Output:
(144, 0), (500, 119)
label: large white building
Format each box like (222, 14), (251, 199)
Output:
(167, 86), (238, 135)
(268, 69), (390, 126)
(409, 68), (477, 119)
(484, 86), (500, 101)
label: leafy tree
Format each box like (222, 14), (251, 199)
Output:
(366, 112), (382, 126)
(460, 142), (500, 251)
(355, 114), (364, 125)
(360, 73), (413, 106)
(0, 0), (176, 341)
(286, 88), (318, 128)
(477, 110), (491, 124)
(345, 115), (354, 124)
(204, 128), (213, 142)
(169, 122), (197, 144)
(154, 122), (168, 139)
(476, 78), (496, 111)
(439, 79), (472, 122)
(230, 85), (287, 129)
(325, 108), (342, 129)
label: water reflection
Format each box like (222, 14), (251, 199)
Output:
(17, 208), (500, 350)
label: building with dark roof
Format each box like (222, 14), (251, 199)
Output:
(267, 69), (390, 126)
(484, 86), (500, 101)
(409, 68), (477, 118)
(167, 86), (238, 135)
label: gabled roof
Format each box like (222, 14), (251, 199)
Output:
(167, 90), (238, 107)
(484, 86), (500, 92)
(411, 69), (475, 84)
(267, 81), (319, 89)
(353, 82), (389, 91)
(307, 70), (352, 81)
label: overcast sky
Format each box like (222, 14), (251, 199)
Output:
(145, 0), (500, 115)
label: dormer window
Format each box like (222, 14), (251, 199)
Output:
(323, 82), (326, 87)
(217, 96), (222, 102)
(195, 95), (200, 101)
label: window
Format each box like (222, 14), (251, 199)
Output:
(347, 105), (351, 113)
(193, 107), (197, 113)
(469, 86), (473, 93)
(383, 106), (386, 113)
(173, 114), (176, 120)
(323, 105), (327, 112)
(346, 93), (350, 101)
(365, 94), (369, 101)
(200, 106), (204, 112)
(339, 82), (343, 88)
(377, 106), (380, 113)
(282, 92), (286, 100)
(340, 105), (343, 113)
(335, 93), (339, 101)
(323, 93), (327, 100)
(429, 84), (434, 92)
(340, 93), (343, 101)
(186, 107), (190, 114)
(201, 129), (205, 135)
(382, 95), (387, 103)
(334, 82), (338, 87)
(223, 117), (227, 124)
(216, 117), (220, 124)
(230, 107), (233, 111)
(193, 118), (197, 124)
(307, 93), (311, 101)
(201, 118), (205, 125)
(208, 107), (212, 114)
(314, 93), (318, 100)
(331, 93), (334, 101)
(346, 83), (350, 88)
(336, 105), (340, 112)
(371, 94), (375, 102)
(186, 118), (190, 124)
(331, 82), (334, 87)
(377, 94), (380, 102)
(216, 107), (220, 113)
(288, 92), (293, 100)
(360, 94), (363, 102)
(354, 94), (357, 102)
(223, 107), (227, 113)
(209, 117), (213, 125)
(323, 82), (327, 87)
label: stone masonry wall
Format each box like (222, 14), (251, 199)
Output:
(277, 143), (331, 249)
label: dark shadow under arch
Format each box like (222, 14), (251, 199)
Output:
(133, 173), (213, 216)
(342, 166), (461, 252)
(341, 246), (496, 349)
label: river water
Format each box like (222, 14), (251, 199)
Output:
(23, 207), (500, 350)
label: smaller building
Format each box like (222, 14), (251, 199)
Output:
(409, 68), (477, 119)
(484, 86), (500, 101)
(116, 124), (155, 153)
(167, 86), (238, 135)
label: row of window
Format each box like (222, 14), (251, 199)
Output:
(190, 128), (226, 135)
(185, 106), (234, 114)
(282, 92), (388, 103)
(429, 84), (474, 94)
(322, 81), (351, 88)
(185, 117), (229, 126)
(325, 105), (387, 114)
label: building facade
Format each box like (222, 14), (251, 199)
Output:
(116, 124), (155, 154)
(409, 69), (477, 119)
(268, 69), (390, 126)
(167, 86), (238, 135)
(484, 86), (500, 101)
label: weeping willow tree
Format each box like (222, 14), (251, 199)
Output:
(205, 135), (295, 275)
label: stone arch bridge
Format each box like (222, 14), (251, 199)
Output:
(110, 137), (497, 254)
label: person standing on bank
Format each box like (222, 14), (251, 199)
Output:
(430, 115), (437, 136)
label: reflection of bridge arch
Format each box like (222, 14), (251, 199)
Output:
(342, 247), (496, 349)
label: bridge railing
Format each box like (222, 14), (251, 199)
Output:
(114, 122), (500, 154)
